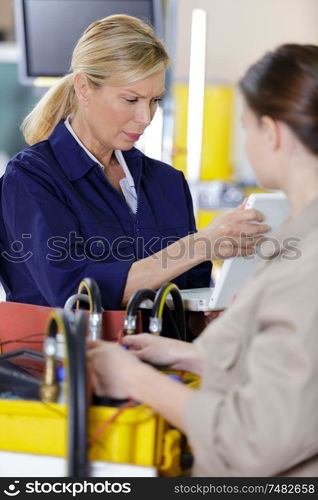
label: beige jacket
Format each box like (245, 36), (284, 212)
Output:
(184, 197), (318, 477)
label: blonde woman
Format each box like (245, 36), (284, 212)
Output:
(0, 15), (266, 311)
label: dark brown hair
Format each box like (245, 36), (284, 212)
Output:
(239, 44), (318, 154)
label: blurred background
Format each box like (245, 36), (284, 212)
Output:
(1, 0), (318, 231)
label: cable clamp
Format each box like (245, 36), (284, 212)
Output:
(89, 312), (102, 341)
(44, 336), (57, 356)
(124, 314), (137, 332)
(149, 317), (162, 335)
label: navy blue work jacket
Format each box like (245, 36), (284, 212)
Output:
(0, 121), (212, 309)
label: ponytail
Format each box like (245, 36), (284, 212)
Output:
(21, 74), (76, 145)
(21, 14), (169, 146)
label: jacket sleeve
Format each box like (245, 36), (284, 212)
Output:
(1, 166), (135, 309)
(183, 264), (318, 476)
(181, 172), (212, 288)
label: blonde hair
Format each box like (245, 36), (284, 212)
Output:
(22, 15), (169, 145)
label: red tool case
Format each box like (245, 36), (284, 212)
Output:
(0, 302), (142, 353)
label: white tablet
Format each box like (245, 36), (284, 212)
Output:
(173, 191), (290, 311)
(207, 192), (290, 310)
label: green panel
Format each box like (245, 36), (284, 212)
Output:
(0, 62), (39, 158)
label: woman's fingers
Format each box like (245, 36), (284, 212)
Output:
(199, 201), (271, 260)
(237, 197), (248, 209)
(123, 334), (185, 367)
(122, 333), (153, 350)
(238, 208), (265, 222)
(206, 207), (271, 241)
(238, 222), (271, 235)
(216, 223), (270, 238)
(213, 232), (269, 258)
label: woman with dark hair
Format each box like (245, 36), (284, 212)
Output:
(88, 44), (318, 476)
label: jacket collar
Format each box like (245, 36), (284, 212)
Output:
(48, 120), (144, 182)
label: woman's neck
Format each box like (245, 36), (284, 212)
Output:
(70, 113), (114, 167)
(280, 156), (318, 217)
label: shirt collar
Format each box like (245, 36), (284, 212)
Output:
(48, 119), (143, 183)
(49, 120), (96, 181)
(64, 115), (104, 169)
(64, 115), (136, 189)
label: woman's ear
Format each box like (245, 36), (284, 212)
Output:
(260, 115), (281, 151)
(73, 73), (90, 106)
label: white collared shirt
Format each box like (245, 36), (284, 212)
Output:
(64, 116), (138, 213)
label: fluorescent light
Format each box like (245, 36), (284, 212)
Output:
(186, 9), (207, 182)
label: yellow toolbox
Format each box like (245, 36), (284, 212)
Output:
(0, 372), (199, 477)
(0, 298), (198, 476)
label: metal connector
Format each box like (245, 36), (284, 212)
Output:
(40, 337), (59, 403)
(124, 314), (137, 334)
(88, 312), (102, 341)
(149, 317), (162, 335)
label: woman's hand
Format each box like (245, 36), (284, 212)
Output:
(198, 202), (270, 260)
(87, 338), (194, 433)
(122, 333), (203, 375)
(87, 340), (143, 399)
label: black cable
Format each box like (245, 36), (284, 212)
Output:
(126, 288), (155, 316)
(124, 289), (156, 335)
(0, 332), (44, 347)
(77, 277), (102, 313)
(64, 294), (90, 312)
(150, 283), (186, 341)
(63, 318), (78, 478)
(124, 288), (181, 339)
(162, 304), (183, 340)
(77, 278), (103, 341)
(44, 310), (78, 477)
(72, 310), (88, 478)
(168, 287), (187, 342)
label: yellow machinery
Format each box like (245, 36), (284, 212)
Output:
(0, 282), (198, 477)
(172, 82), (234, 181)
(172, 81), (268, 236)
(0, 382), (196, 477)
